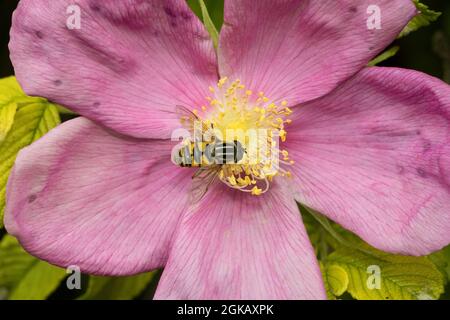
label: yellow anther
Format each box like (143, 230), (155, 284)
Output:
(228, 176), (237, 186)
(279, 129), (287, 142)
(251, 186), (263, 196)
(218, 77), (228, 88)
(186, 78), (296, 196)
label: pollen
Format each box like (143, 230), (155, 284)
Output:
(186, 78), (296, 196)
(251, 186), (263, 196)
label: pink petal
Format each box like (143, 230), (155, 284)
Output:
(286, 67), (450, 256)
(219, 0), (416, 105)
(5, 118), (193, 275)
(9, 0), (218, 139)
(155, 182), (326, 300)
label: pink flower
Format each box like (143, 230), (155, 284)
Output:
(5, 0), (450, 299)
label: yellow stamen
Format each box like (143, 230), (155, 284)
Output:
(178, 78), (295, 196)
(251, 186), (263, 196)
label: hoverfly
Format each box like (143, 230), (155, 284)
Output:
(169, 105), (246, 203)
(174, 138), (245, 168)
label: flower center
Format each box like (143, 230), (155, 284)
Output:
(186, 78), (295, 195)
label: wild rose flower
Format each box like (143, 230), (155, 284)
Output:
(5, 0), (450, 299)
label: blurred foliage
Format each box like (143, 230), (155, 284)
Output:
(0, 77), (61, 228)
(0, 0), (449, 300)
(399, 0), (441, 38)
(302, 206), (446, 300)
(387, 0), (450, 82)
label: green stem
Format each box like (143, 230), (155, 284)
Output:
(199, 0), (219, 50)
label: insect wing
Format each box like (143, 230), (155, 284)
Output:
(174, 105), (198, 120)
(171, 105), (197, 131)
(189, 166), (220, 204)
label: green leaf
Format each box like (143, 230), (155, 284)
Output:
(56, 105), (76, 115)
(187, 0), (223, 31)
(325, 264), (349, 297)
(79, 272), (155, 300)
(319, 263), (336, 300)
(0, 103), (16, 142)
(9, 262), (67, 300)
(0, 77), (23, 141)
(429, 246), (450, 284)
(0, 82), (61, 228)
(303, 207), (446, 300)
(0, 235), (66, 300)
(0, 235), (35, 291)
(326, 242), (445, 300)
(302, 205), (358, 251)
(199, 0), (219, 50)
(368, 46), (400, 66)
(399, 0), (441, 38)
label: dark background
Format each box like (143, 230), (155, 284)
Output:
(1, 1), (450, 81)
